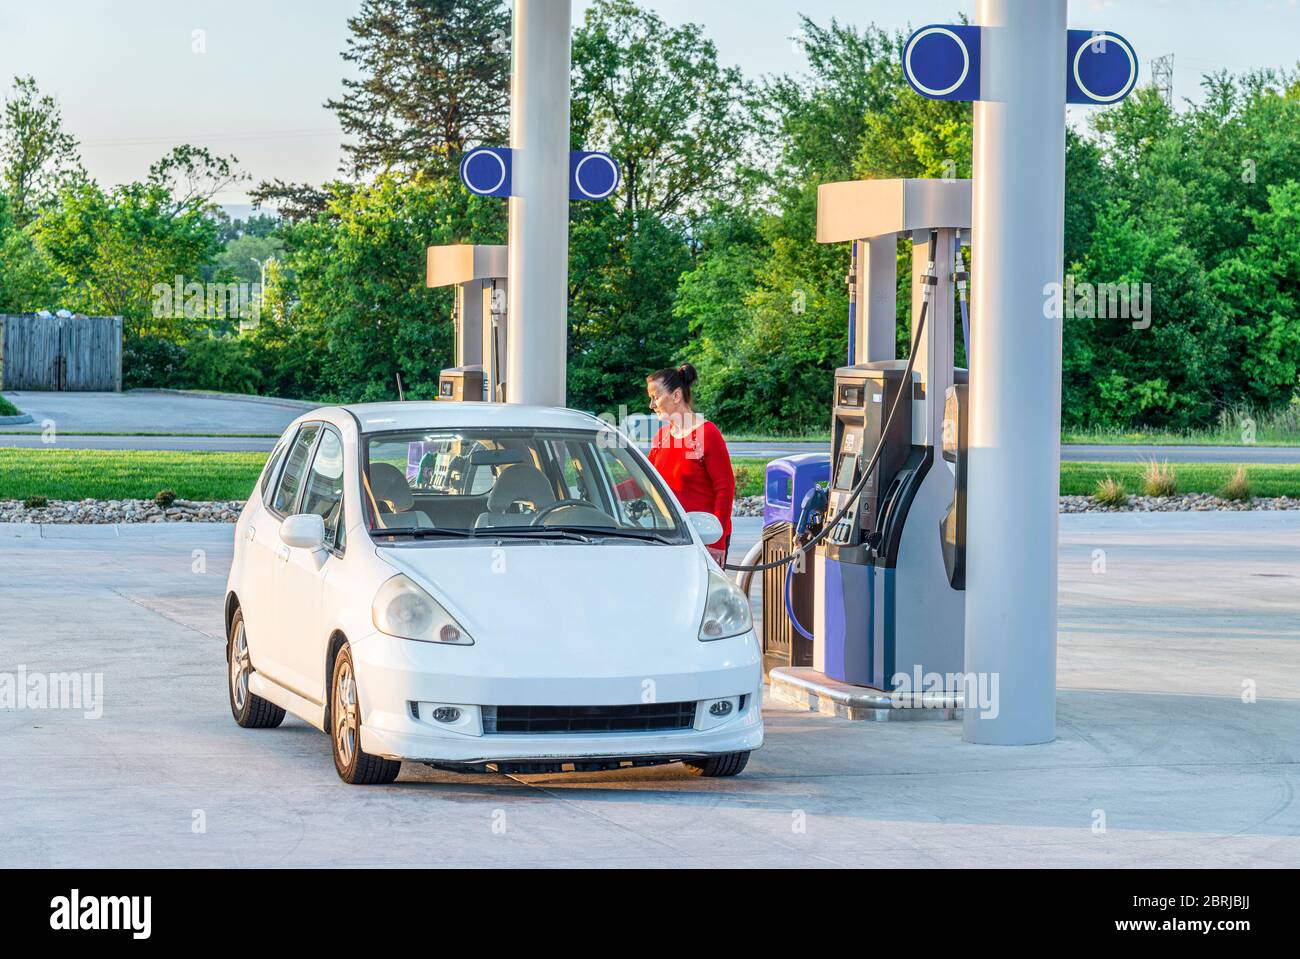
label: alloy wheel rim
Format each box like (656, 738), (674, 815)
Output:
(230, 622), (251, 711)
(335, 660), (358, 767)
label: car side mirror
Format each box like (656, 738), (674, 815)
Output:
(687, 511), (724, 544)
(281, 514), (326, 550)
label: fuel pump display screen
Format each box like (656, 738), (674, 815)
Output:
(838, 383), (866, 409)
(834, 452), (859, 491)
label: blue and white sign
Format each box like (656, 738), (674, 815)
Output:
(459, 147), (513, 198)
(459, 147), (620, 201)
(1066, 30), (1139, 105)
(570, 151), (621, 201)
(903, 24), (981, 102)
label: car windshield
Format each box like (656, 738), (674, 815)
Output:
(362, 427), (688, 543)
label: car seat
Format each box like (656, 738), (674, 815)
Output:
(474, 464), (557, 529)
(368, 462), (433, 529)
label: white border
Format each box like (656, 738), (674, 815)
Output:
(1073, 33), (1137, 103)
(574, 153), (620, 200)
(462, 148), (508, 195)
(904, 27), (970, 98)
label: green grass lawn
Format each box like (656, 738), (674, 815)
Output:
(2, 449), (1296, 505)
(0, 449), (268, 502)
(1061, 429), (1300, 448)
(1056, 461), (1299, 498)
(733, 457), (1300, 500)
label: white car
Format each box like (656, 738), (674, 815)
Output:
(224, 402), (763, 784)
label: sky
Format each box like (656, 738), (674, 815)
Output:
(3, 0), (1298, 206)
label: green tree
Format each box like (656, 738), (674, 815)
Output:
(34, 148), (233, 335)
(572, 0), (754, 223)
(0, 76), (84, 227)
(279, 174), (505, 403)
(326, 0), (511, 178)
(564, 0), (754, 413)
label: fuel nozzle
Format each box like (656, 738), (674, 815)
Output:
(795, 484), (829, 546)
(921, 229), (940, 302)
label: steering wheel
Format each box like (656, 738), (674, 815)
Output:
(529, 499), (615, 527)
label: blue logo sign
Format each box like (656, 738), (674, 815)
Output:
(570, 151), (621, 201)
(1067, 30), (1139, 105)
(459, 147), (620, 201)
(459, 147), (512, 198)
(903, 24), (981, 102)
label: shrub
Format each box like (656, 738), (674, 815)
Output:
(1092, 476), (1129, 508)
(182, 334), (262, 395)
(23, 495), (49, 509)
(1141, 459), (1178, 497)
(155, 489), (177, 508)
(1220, 467), (1253, 502)
(123, 335), (187, 390)
(0, 397), (20, 417)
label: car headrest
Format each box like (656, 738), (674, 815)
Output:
(369, 462), (414, 512)
(487, 464), (556, 513)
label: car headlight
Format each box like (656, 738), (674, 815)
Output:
(372, 574), (474, 646)
(699, 569), (753, 642)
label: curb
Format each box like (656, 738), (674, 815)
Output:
(127, 389), (318, 412)
(0, 413), (34, 425)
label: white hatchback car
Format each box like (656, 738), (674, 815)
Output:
(224, 402), (763, 784)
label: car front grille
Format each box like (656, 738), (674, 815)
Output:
(482, 702), (697, 735)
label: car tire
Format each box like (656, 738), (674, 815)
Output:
(227, 608), (286, 729)
(684, 751), (751, 778)
(330, 642), (401, 786)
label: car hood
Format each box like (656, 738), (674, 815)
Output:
(375, 541), (717, 674)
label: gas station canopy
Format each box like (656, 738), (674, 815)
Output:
(816, 178), (971, 243)
(426, 244), (509, 289)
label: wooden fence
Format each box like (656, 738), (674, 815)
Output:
(0, 315), (123, 392)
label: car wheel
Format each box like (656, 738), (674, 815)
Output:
(330, 643), (401, 786)
(227, 608), (285, 729)
(684, 751), (751, 778)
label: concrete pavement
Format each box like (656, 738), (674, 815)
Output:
(2, 513), (1298, 867)
(0, 390), (307, 436)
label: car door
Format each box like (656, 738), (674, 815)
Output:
(249, 422), (321, 689)
(273, 424), (347, 704)
(235, 432), (291, 657)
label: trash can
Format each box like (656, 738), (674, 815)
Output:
(761, 454), (830, 676)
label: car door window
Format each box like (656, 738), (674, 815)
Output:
(270, 424), (321, 516)
(300, 428), (346, 550)
(259, 437), (290, 502)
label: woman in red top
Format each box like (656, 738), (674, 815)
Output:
(646, 364), (736, 566)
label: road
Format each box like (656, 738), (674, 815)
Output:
(3, 391), (1297, 462)
(2, 513), (1299, 867)
(0, 390), (308, 437)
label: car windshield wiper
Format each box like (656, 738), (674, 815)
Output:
(481, 527), (598, 544)
(372, 527), (483, 540)
(546, 526), (680, 545)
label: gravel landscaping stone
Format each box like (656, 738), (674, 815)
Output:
(0, 498), (245, 524)
(1, 493), (1296, 525)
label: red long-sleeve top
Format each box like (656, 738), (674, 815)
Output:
(648, 420), (735, 549)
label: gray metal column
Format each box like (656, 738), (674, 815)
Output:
(505, 0), (572, 408)
(964, 0), (1067, 745)
(858, 235), (898, 365)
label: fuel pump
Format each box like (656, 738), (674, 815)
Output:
(426, 244), (509, 402)
(812, 179), (972, 694)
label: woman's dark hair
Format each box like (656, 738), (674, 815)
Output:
(648, 363), (699, 405)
